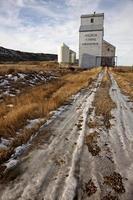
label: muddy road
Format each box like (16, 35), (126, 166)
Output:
(0, 70), (133, 200)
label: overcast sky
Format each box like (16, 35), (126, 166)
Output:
(0, 0), (133, 65)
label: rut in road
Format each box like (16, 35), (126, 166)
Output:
(0, 72), (103, 200)
(0, 70), (133, 200)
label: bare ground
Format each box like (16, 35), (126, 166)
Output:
(0, 69), (133, 200)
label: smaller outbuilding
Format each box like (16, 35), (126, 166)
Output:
(101, 40), (116, 66)
(58, 43), (76, 65)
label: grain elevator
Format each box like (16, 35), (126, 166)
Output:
(79, 12), (116, 68)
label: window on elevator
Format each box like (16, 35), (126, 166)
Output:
(91, 18), (94, 23)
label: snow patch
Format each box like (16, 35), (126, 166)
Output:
(0, 138), (11, 149)
(7, 104), (14, 108)
(26, 118), (45, 129)
(0, 79), (8, 86)
(61, 75), (102, 200)
(4, 159), (18, 170)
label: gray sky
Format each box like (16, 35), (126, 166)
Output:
(0, 0), (133, 65)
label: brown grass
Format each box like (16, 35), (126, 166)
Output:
(112, 69), (133, 100)
(0, 61), (59, 75)
(84, 179), (97, 196)
(0, 66), (100, 164)
(93, 69), (116, 128)
(113, 66), (133, 73)
(0, 61), (82, 76)
(104, 172), (125, 193)
(88, 119), (99, 129)
(85, 132), (101, 156)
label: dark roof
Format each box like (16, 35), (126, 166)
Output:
(81, 13), (104, 18)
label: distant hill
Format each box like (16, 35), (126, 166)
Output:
(0, 46), (57, 62)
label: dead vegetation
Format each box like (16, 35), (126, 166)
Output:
(102, 193), (118, 200)
(112, 68), (133, 100)
(0, 61), (59, 75)
(104, 172), (125, 193)
(85, 132), (101, 156)
(88, 119), (99, 129)
(93, 69), (116, 129)
(84, 179), (97, 196)
(113, 66), (133, 73)
(0, 64), (100, 165)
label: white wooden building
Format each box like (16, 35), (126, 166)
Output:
(79, 12), (116, 68)
(58, 43), (76, 64)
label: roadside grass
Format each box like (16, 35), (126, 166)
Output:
(0, 61), (59, 75)
(0, 61), (83, 75)
(93, 69), (116, 129)
(112, 69), (133, 100)
(0, 67), (100, 165)
(113, 66), (133, 73)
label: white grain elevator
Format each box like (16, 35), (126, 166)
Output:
(79, 12), (116, 68)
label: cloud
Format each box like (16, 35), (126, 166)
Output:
(0, 0), (132, 65)
(104, 0), (133, 65)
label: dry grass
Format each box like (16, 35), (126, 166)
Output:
(93, 69), (116, 128)
(113, 66), (133, 73)
(0, 61), (59, 75)
(88, 119), (99, 129)
(112, 69), (133, 100)
(85, 132), (101, 156)
(0, 66), (100, 164)
(84, 179), (97, 196)
(0, 61), (81, 76)
(104, 172), (125, 193)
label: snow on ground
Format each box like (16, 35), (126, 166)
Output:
(6, 104), (14, 108)
(0, 72), (57, 101)
(61, 73), (103, 200)
(4, 159), (19, 172)
(0, 138), (11, 149)
(25, 118), (45, 129)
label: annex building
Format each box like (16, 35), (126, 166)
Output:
(58, 43), (76, 65)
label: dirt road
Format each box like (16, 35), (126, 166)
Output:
(0, 70), (133, 200)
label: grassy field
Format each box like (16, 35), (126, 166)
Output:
(112, 67), (133, 100)
(0, 61), (59, 74)
(0, 62), (100, 164)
